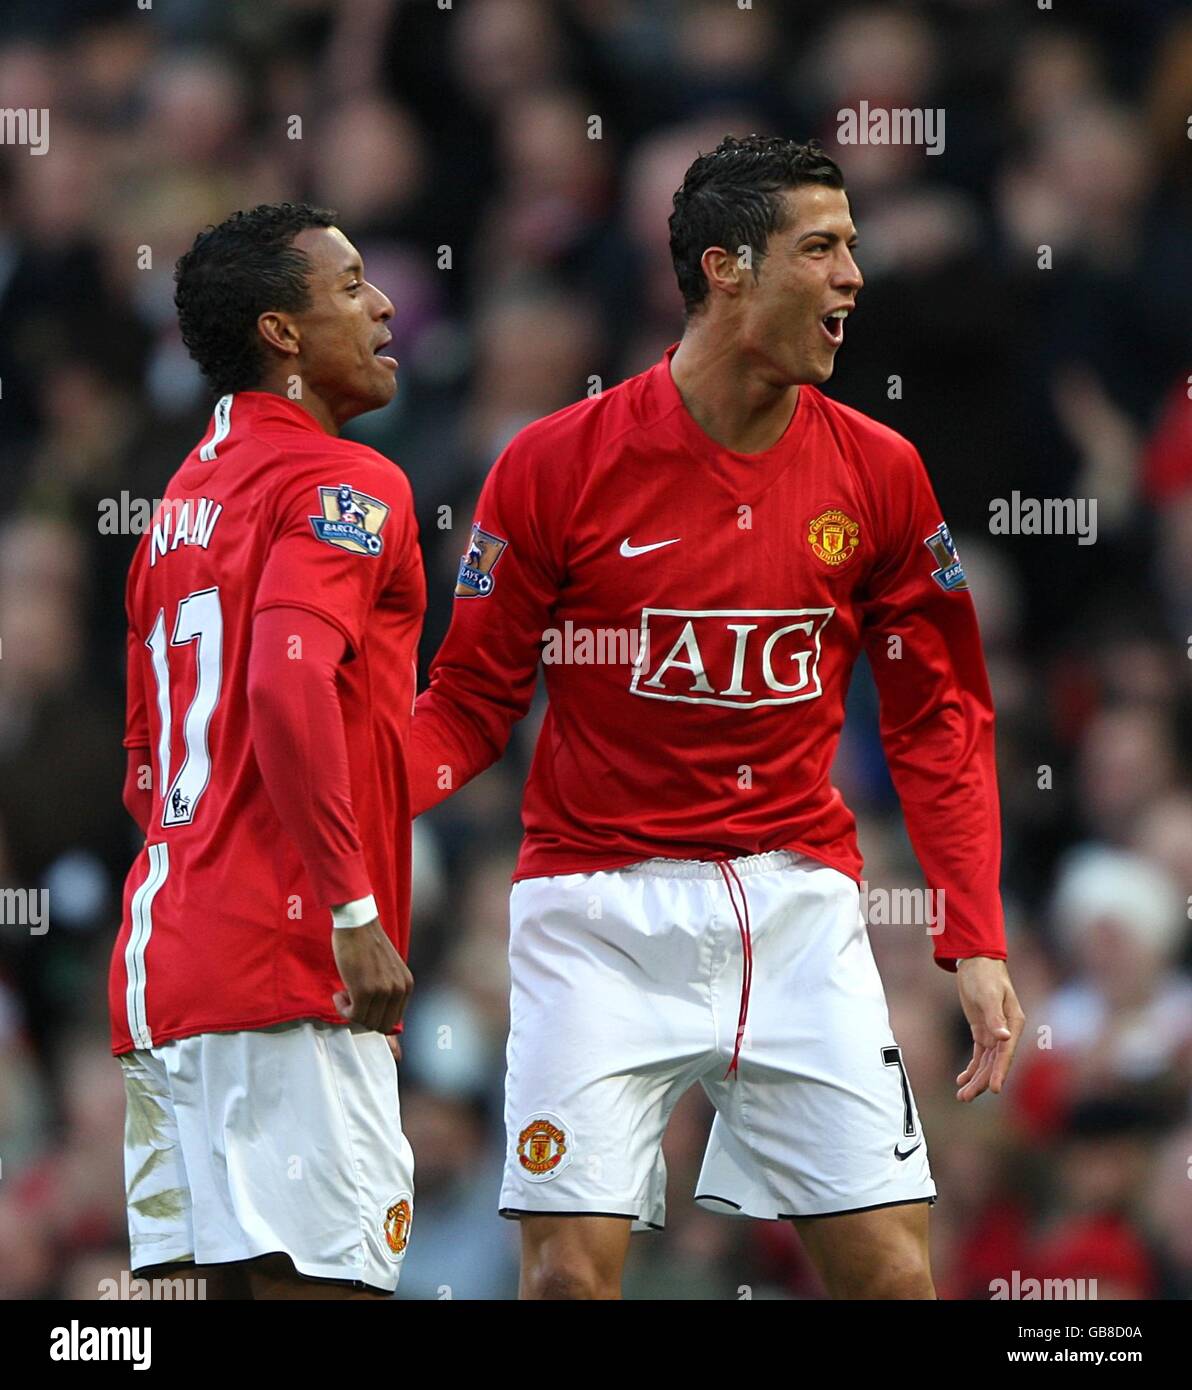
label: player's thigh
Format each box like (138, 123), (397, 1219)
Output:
(518, 1215), (633, 1301)
(507, 871), (717, 1073)
(244, 1253), (392, 1301)
(698, 862), (935, 1220)
(135, 1260), (251, 1300)
(503, 873), (714, 1228)
(792, 1200), (935, 1300)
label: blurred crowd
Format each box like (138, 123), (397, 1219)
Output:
(1, 0), (1191, 1300)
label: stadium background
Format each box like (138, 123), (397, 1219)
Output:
(1, 0), (1190, 1300)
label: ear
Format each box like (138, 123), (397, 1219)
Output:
(258, 311), (300, 358)
(699, 245), (744, 300)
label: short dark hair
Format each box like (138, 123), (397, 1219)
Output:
(174, 202), (338, 395)
(668, 135), (844, 316)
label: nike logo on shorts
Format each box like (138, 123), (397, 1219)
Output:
(894, 1141), (922, 1161)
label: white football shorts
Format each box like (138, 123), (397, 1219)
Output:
(500, 850), (935, 1229)
(118, 1019), (414, 1293)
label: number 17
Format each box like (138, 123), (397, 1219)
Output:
(145, 586), (224, 828)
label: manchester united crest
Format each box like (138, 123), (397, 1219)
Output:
(516, 1113), (571, 1182)
(807, 509), (860, 567)
(383, 1194), (412, 1259)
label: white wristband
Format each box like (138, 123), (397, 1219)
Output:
(331, 894), (378, 929)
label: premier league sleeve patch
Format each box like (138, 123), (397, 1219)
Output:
(923, 522), (968, 592)
(309, 484), (390, 557)
(455, 523), (507, 597)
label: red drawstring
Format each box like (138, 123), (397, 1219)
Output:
(713, 859), (752, 1079)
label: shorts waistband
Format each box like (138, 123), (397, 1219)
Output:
(622, 850), (818, 880)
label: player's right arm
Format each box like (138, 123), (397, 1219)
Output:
(409, 436), (563, 814)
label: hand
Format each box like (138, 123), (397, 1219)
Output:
(331, 918), (414, 1035)
(954, 957), (1025, 1102)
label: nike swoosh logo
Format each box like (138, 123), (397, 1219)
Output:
(620, 537), (681, 557)
(894, 1141), (922, 1161)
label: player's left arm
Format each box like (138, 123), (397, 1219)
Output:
(858, 441), (1024, 1100)
(252, 454), (421, 1029)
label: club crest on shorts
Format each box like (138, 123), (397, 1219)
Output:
(455, 523), (507, 597)
(807, 508), (860, 567)
(382, 1193), (413, 1259)
(516, 1112), (571, 1181)
(309, 484), (389, 556)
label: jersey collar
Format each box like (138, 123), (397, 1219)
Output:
(231, 390), (336, 436)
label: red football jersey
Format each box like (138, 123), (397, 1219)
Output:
(409, 345), (1005, 968)
(110, 391), (424, 1055)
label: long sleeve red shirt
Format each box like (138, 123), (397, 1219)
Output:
(409, 346), (1006, 970)
(111, 390), (424, 1054)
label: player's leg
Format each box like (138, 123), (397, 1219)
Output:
(134, 1260), (252, 1300)
(696, 853), (938, 1298)
(501, 869), (717, 1299)
(791, 1200), (935, 1299)
(156, 1021), (414, 1298)
(243, 1253), (392, 1300)
(137, 1253), (393, 1300)
(518, 1215), (632, 1300)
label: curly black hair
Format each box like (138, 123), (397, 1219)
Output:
(669, 135), (845, 317)
(174, 202), (338, 396)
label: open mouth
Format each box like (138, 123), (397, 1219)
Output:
(820, 309), (849, 345)
(373, 336), (397, 369)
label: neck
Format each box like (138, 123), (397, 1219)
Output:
(669, 325), (800, 454)
(254, 377), (341, 436)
